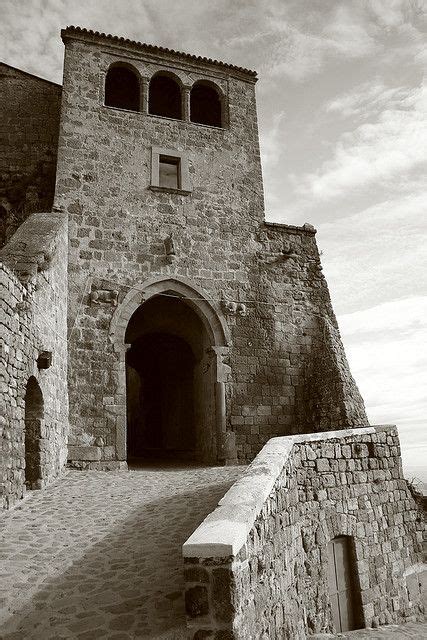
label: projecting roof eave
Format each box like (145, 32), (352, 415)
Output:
(61, 26), (258, 82)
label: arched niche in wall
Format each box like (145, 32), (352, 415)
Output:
(148, 72), (183, 120)
(24, 376), (44, 490)
(105, 63), (141, 112)
(190, 80), (223, 128)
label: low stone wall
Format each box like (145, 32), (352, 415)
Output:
(182, 426), (426, 639)
(0, 210), (68, 508)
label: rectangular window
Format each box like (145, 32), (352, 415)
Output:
(150, 147), (191, 194)
(159, 155), (180, 189)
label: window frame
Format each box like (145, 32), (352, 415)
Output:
(150, 147), (191, 194)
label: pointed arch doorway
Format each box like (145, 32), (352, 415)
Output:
(110, 277), (230, 464)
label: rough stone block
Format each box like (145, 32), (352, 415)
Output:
(316, 458), (330, 472)
(185, 586), (209, 618)
(67, 445), (101, 461)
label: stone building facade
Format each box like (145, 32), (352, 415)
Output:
(55, 26), (366, 469)
(1, 25), (368, 488)
(1, 25), (424, 638)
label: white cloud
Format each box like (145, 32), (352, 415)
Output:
(321, 3), (378, 58)
(339, 296), (427, 336)
(318, 191), (427, 313)
(337, 296), (427, 477)
(367, 0), (424, 28)
(301, 83), (426, 199)
(325, 81), (415, 118)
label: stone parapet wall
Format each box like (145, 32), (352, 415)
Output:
(0, 211), (68, 508)
(183, 426), (426, 639)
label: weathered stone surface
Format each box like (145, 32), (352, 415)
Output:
(185, 586), (210, 617)
(67, 445), (101, 461)
(52, 28), (367, 467)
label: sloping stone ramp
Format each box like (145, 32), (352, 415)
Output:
(0, 465), (243, 639)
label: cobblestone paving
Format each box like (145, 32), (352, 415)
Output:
(325, 621), (427, 639)
(0, 464), (243, 640)
(1, 467), (425, 640)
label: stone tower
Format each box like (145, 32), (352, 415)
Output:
(55, 27), (367, 468)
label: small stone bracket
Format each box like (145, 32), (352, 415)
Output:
(256, 248), (298, 264)
(37, 350), (52, 369)
(281, 248), (298, 260)
(164, 234), (176, 264)
(90, 288), (119, 306)
(221, 301), (247, 316)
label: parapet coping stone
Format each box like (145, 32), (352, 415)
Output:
(0, 61), (62, 88)
(182, 424), (396, 559)
(403, 563), (427, 577)
(263, 221), (317, 235)
(0, 210), (67, 279)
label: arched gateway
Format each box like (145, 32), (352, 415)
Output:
(110, 277), (230, 463)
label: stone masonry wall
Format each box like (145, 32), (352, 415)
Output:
(55, 29), (367, 465)
(0, 211), (68, 508)
(0, 63), (62, 246)
(183, 426), (425, 639)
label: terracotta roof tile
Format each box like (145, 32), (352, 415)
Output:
(61, 26), (257, 78)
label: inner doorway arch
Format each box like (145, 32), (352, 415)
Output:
(110, 277), (230, 463)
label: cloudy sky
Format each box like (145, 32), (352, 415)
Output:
(2, 0), (426, 479)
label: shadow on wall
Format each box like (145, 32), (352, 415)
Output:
(0, 482), (232, 639)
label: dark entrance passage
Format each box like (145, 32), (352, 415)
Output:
(327, 536), (362, 632)
(125, 294), (217, 463)
(127, 333), (196, 459)
(24, 376), (44, 489)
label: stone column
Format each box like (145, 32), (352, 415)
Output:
(183, 85), (191, 122)
(211, 346), (236, 463)
(113, 342), (131, 461)
(141, 77), (149, 115)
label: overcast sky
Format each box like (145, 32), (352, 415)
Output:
(1, 0), (426, 480)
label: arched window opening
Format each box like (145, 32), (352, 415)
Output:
(327, 536), (363, 632)
(24, 377), (44, 489)
(190, 82), (222, 128)
(105, 64), (140, 112)
(149, 74), (182, 120)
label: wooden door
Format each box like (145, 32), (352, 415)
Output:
(327, 536), (359, 632)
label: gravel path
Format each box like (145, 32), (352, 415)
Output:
(0, 464), (243, 639)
